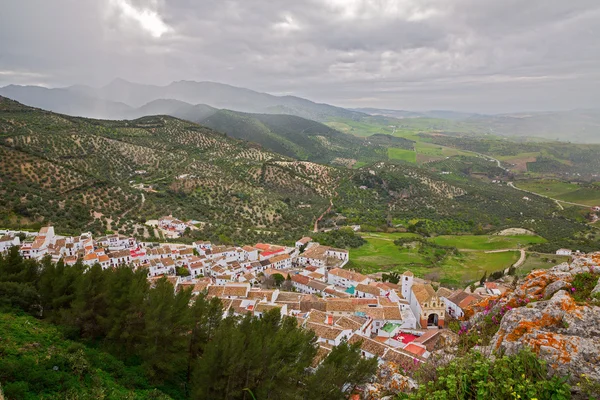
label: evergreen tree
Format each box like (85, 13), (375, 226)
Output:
(103, 266), (148, 356)
(38, 259), (82, 321)
(142, 277), (192, 384)
(304, 340), (377, 400)
(66, 264), (108, 339)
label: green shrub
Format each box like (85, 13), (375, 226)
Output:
(402, 349), (570, 400)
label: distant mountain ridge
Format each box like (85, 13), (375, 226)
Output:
(0, 79), (366, 122)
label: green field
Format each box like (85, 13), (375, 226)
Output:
(350, 233), (541, 287)
(518, 253), (571, 275)
(515, 179), (600, 206)
(430, 235), (545, 250)
(388, 147), (416, 163)
(515, 179), (581, 197)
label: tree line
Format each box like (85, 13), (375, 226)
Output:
(0, 247), (376, 399)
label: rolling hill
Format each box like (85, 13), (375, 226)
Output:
(0, 79), (366, 122)
(198, 110), (413, 165)
(1, 96), (597, 252)
(0, 96), (339, 240)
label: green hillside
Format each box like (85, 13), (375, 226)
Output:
(0, 312), (172, 399)
(0, 96), (336, 241)
(199, 110), (413, 166)
(1, 96), (598, 253)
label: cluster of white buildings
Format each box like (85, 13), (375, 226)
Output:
(0, 225), (501, 368)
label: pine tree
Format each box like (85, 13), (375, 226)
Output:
(66, 264), (108, 339)
(142, 277), (192, 384)
(304, 340), (377, 400)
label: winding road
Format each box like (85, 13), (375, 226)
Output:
(507, 182), (589, 209)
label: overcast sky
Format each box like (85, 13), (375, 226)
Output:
(1, 0), (599, 113)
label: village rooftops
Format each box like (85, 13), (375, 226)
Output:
(307, 279), (329, 291)
(447, 291), (482, 309)
(222, 283), (250, 297)
(348, 335), (388, 358)
(292, 274), (310, 285)
(334, 316), (366, 331)
(355, 283), (381, 296)
(329, 268), (368, 283)
(325, 299), (355, 312)
(306, 322), (347, 340)
(297, 237), (312, 245)
(300, 245), (330, 259)
(436, 287), (455, 299)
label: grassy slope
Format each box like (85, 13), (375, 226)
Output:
(0, 312), (171, 400)
(388, 148), (416, 163)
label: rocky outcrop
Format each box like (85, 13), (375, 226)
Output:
(362, 362), (417, 399)
(492, 290), (600, 382)
(474, 253), (600, 386)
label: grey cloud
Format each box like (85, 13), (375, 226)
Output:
(0, 0), (599, 112)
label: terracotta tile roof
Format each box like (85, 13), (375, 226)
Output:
(448, 290), (482, 308)
(84, 253), (98, 261)
(306, 322), (346, 340)
(300, 298), (327, 312)
(328, 268), (368, 283)
(412, 283), (436, 304)
(307, 309), (329, 324)
(404, 343), (427, 357)
(348, 335), (388, 357)
(436, 287), (455, 298)
(307, 279), (328, 291)
(292, 274), (310, 285)
(254, 303), (282, 313)
(269, 254), (291, 263)
(222, 284), (250, 297)
(383, 306), (402, 321)
(207, 286), (224, 298)
(355, 283), (381, 296)
(312, 345), (332, 368)
(334, 316), (365, 331)
(325, 299), (355, 312)
(383, 348), (420, 363)
(247, 289), (275, 300)
(297, 237), (312, 245)
(301, 245), (330, 259)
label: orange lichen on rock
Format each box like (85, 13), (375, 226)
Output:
(527, 332), (577, 364)
(504, 313), (560, 342)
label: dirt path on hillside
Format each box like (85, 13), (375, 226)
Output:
(313, 198), (333, 232)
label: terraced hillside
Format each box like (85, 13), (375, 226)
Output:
(0, 96), (336, 239)
(1, 96), (598, 252)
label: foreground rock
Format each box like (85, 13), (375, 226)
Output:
(492, 290), (600, 382)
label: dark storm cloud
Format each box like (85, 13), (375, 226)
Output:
(0, 0), (599, 112)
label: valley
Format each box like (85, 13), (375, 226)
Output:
(2, 94), (600, 289)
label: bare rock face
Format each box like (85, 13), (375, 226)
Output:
(543, 279), (568, 298)
(362, 362), (417, 399)
(492, 290), (600, 383)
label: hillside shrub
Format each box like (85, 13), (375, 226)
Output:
(402, 348), (570, 400)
